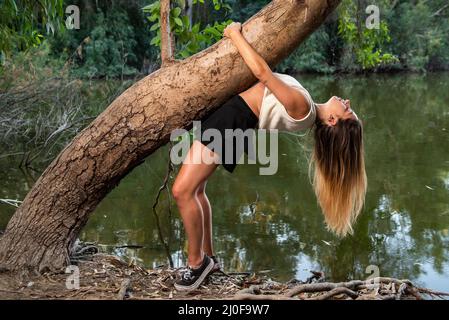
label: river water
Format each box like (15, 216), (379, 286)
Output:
(1, 73), (448, 291)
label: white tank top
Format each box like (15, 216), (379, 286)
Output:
(258, 72), (316, 132)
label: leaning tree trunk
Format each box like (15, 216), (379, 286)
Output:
(0, 0), (341, 272)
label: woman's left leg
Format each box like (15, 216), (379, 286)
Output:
(172, 141), (219, 268)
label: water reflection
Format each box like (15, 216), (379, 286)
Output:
(1, 73), (448, 290)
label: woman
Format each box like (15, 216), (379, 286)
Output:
(173, 22), (367, 291)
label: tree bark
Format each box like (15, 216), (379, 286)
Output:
(0, 0), (341, 272)
(160, 0), (176, 66)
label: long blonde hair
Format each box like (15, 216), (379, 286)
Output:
(309, 117), (367, 237)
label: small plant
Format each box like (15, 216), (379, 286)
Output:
(337, 0), (398, 70)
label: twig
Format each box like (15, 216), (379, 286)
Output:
(416, 287), (449, 299)
(117, 279), (131, 300)
(305, 270), (325, 283)
(0, 152), (25, 160)
(151, 143), (175, 267)
(432, 3), (449, 17)
(0, 199), (23, 208)
(249, 192), (259, 215)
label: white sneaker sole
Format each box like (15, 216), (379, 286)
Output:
(174, 258), (215, 292)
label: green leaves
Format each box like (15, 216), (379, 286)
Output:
(174, 17), (183, 27)
(172, 7), (182, 17)
(71, 10), (139, 78)
(337, 0), (397, 70)
(150, 22), (160, 31)
(143, 0), (233, 60)
(0, 0), (65, 60)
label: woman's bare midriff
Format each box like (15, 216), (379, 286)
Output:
(238, 81), (265, 118)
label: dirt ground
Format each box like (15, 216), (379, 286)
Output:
(0, 253), (279, 300)
(1, 252), (448, 300)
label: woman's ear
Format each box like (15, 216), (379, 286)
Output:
(328, 114), (337, 126)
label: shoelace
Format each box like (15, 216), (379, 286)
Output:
(182, 267), (194, 281)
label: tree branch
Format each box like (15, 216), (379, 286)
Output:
(161, 0), (176, 67)
(432, 3), (449, 17)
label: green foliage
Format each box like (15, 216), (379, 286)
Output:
(337, 0), (397, 70)
(0, 0), (64, 63)
(143, 0), (233, 59)
(0, 42), (134, 161)
(195, 0), (232, 12)
(278, 27), (336, 74)
(0, 41), (66, 91)
(3, 0), (449, 76)
(49, 1), (153, 79)
(73, 11), (138, 78)
(386, 0), (449, 71)
(225, 0), (267, 21)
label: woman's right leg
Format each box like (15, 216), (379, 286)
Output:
(196, 180), (214, 257)
(172, 140), (219, 268)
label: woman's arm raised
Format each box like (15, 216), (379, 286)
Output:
(224, 23), (310, 120)
(224, 22), (268, 78)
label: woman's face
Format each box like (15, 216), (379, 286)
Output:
(318, 96), (358, 126)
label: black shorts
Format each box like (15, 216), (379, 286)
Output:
(193, 94), (259, 173)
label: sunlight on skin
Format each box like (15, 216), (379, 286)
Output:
(316, 96), (359, 125)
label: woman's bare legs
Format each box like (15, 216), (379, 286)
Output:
(172, 141), (219, 268)
(196, 180), (214, 257)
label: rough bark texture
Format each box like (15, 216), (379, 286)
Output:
(160, 0), (176, 66)
(0, 0), (341, 272)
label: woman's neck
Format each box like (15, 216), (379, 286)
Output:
(315, 103), (324, 119)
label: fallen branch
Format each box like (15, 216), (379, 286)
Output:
(416, 287), (449, 299)
(232, 293), (296, 300)
(117, 279), (131, 300)
(309, 287), (359, 300)
(286, 280), (365, 297)
(0, 199), (23, 208)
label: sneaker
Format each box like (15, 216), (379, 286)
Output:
(174, 255), (214, 291)
(210, 255), (221, 273)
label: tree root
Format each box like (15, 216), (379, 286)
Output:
(310, 287), (359, 300)
(233, 276), (448, 300)
(117, 279), (131, 300)
(1, 245), (447, 300)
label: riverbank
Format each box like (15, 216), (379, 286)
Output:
(0, 251), (448, 300)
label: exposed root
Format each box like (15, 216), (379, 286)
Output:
(0, 243), (447, 300)
(310, 287), (359, 300)
(117, 278), (131, 300)
(233, 276), (447, 300)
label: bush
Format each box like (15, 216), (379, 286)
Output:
(278, 27), (336, 74)
(49, 1), (155, 78)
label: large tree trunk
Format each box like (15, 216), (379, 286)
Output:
(0, 0), (341, 272)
